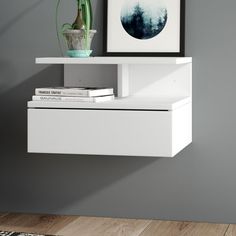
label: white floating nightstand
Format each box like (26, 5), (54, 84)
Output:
(28, 57), (192, 157)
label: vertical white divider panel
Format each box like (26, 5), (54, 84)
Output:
(117, 64), (129, 98)
(129, 64), (192, 98)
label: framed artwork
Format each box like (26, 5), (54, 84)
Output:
(104, 0), (185, 57)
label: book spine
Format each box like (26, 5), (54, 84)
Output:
(35, 89), (89, 97)
(32, 96), (94, 102)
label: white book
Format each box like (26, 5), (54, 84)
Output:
(35, 87), (114, 97)
(32, 95), (115, 103)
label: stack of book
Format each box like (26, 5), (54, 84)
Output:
(32, 87), (115, 103)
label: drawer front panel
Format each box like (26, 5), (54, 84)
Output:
(28, 109), (172, 157)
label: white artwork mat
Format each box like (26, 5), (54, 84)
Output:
(107, 0), (181, 53)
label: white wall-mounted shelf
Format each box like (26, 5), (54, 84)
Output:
(36, 57), (192, 65)
(28, 56), (193, 158)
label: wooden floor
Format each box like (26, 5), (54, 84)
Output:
(0, 213), (235, 236)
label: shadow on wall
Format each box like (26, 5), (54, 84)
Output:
(0, 59), (18, 94)
(0, 0), (44, 38)
(0, 66), (157, 214)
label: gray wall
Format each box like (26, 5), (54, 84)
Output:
(1, 0), (236, 223)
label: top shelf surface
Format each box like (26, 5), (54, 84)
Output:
(35, 57), (192, 65)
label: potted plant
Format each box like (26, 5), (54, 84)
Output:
(56, 0), (96, 58)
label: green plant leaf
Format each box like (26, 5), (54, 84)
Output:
(85, 0), (91, 49)
(62, 23), (74, 31)
(56, 0), (64, 56)
(88, 0), (93, 29)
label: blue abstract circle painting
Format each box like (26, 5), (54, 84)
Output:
(121, 0), (168, 40)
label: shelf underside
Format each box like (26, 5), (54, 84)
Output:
(36, 57), (192, 65)
(28, 96), (191, 111)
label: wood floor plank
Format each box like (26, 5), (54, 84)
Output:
(225, 224), (236, 236)
(139, 221), (191, 236)
(57, 216), (151, 236)
(139, 220), (229, 236)
(0, 213), (232, 236)
(0, 213), (78, 235)
(0, 213), (9, 219)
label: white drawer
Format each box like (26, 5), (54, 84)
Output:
(28, 104), (192, 157)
